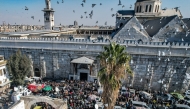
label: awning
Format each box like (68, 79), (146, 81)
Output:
(71, 56), (94, 65)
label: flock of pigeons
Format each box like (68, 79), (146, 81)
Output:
(24, 0), (133, 25)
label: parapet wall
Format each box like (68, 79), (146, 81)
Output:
(0, 38), (189, 57)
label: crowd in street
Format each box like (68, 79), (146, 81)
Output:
(1, 78), (190, 109)
(31, 78), (190, 109)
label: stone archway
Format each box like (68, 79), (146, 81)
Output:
(34, 68), (40, 77)
(20, 96), (67, 109)
(30, 102), (54, 109)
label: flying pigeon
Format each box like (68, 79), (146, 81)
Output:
(89, 14), (92, 19)
(73, 10), (75, 13)
(111, 8), (113, 11)
(122, 5), (125, 8)
(92, 4), (96, 8)
(84, 11), (87, 14)
(86, 16), (88, 18)
(82, 0), (86, 3)
(118, 0), (122, 6)
(57, 1), (59, 4)
(112, 14), (115, 17)
(31, 16), (34, 20)
(25, 6), (28, 10)
(81, 3), (84, 7)
(39, 19), (40, 22)
(62, 0), (64, 3)
(90, 10), (93, 15)
(81, 15), (83, 19)
(100, 3), (102, 5)
(96, 21), (98, 23)
(130, 5), (132, 9)
(105, 21), (107, 25)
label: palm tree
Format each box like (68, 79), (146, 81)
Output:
(98, 42), (132, 109)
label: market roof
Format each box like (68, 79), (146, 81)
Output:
(71, 56), (94, 64)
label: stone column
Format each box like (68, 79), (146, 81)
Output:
(40, 56), (46, 78)
(28, 54), (34, 77)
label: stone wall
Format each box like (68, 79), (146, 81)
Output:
(0, 38), (189, 92)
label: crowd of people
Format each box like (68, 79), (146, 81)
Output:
(2, 78), (190, 109)
(31, 78), (190, 109)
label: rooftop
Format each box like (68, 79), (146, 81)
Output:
(0, 60), (6, 67)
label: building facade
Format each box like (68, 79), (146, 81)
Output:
(0, 0), (190, 93)
(0, 55), (10, 93)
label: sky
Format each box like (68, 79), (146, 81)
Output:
(0, 0), (190, 26)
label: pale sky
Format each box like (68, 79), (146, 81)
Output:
(0, 0), (190, 26)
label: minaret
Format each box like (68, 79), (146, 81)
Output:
(42, 0), (55, 30)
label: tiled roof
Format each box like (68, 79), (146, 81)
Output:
(143, 16), (176, 37)
(182, 18), (190, 30)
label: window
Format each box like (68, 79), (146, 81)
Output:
(145, 5), (148, 12)
(155, 5), (157, 12)
(157, 5), (159, 12)
(3, 69), (6, 75)
(139, 6), (142, 12)
(136, 6), (139, 12)
(46, 17), (49, 21)
(149, 5), (152, 12)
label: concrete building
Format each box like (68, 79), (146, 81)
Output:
(0, 55), (10, 93)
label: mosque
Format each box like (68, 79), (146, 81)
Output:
(0, 0), (190, 92)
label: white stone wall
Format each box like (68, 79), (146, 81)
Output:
(0, 39), (190, 92)
(0, 65), (9, 84)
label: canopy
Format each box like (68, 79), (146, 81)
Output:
(42, 85), (52, 91)
(71, 56), (94, 65)
(28, 84), (45, 92)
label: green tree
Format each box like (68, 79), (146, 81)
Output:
(7, 50), (32, 86)
(98, 42), (132, 109)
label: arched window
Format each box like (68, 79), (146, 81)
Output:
(145, 5), (148, 12)
(136, 6), (139, 12)
(139, 6), (142, 12)
(157, 5), (159, 12)
(149, 5), (152, 12)
(155, 5), (157, 12)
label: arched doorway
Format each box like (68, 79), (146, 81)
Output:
(120, 23), (123, 28)
(21, 96), (67, 109)
(34, 68), (41, 77)
(30, 102), (54, 109)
